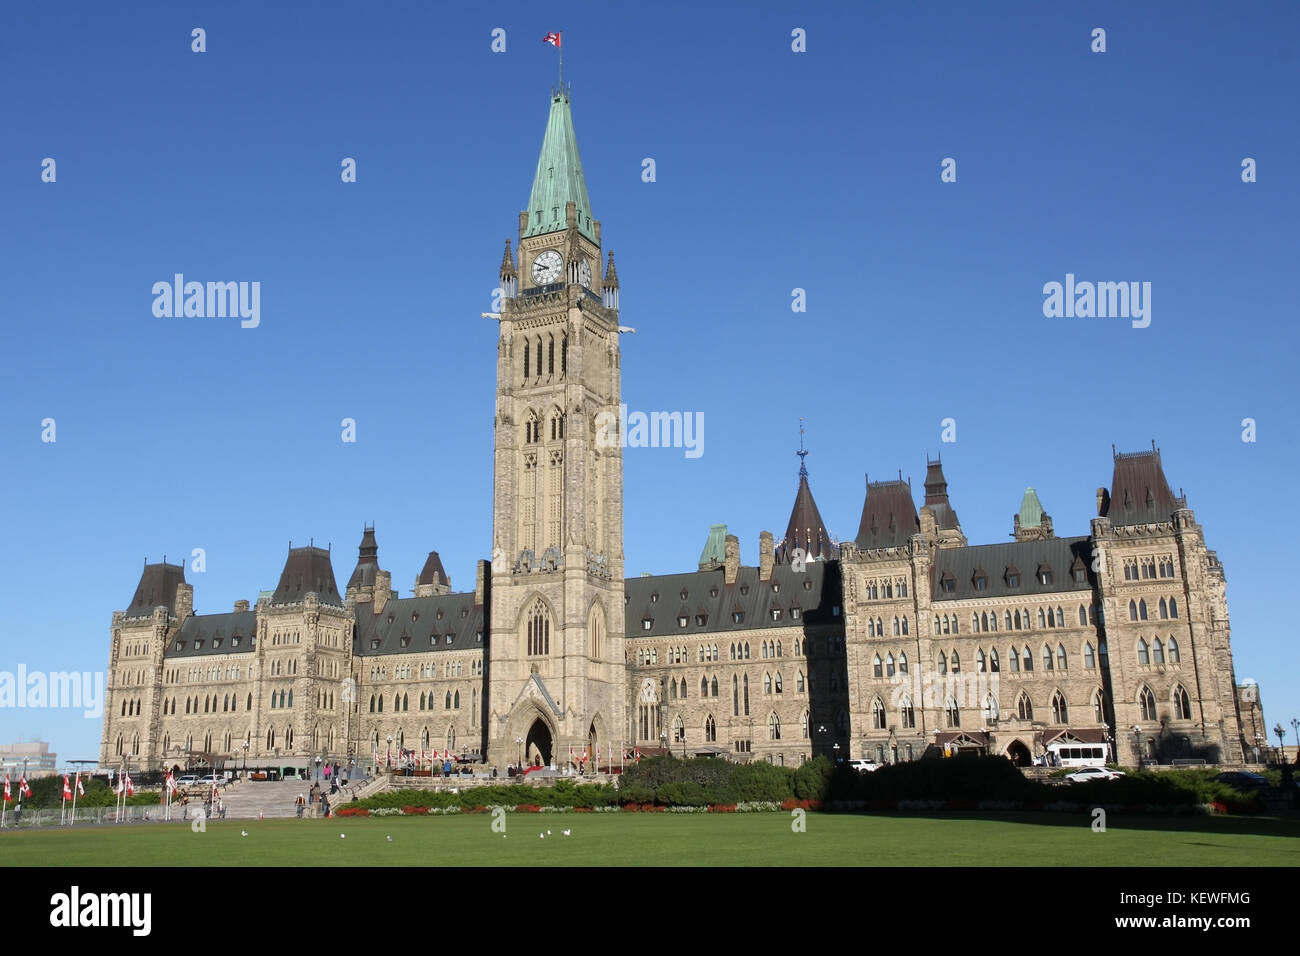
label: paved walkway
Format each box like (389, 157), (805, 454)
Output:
(199, 778), (371, 819)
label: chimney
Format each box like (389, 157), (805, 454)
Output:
(1096, 487), (1109, 516)
(234, 599), (250, 613)
(373, 569), (392, 614)
(175, 583), (194, 619)
(758, 531), (774, 582)
(723, 535), (740, 585)
(475, 560), (488, 607)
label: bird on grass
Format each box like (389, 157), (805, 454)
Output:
(562, 829), (571, 837)
(340, 833), (347, 839)
(386, 835), (393, 842)
(240, 830), (248, 837)
(539, 832), (545, 839)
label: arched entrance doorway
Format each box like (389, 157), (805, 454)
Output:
(525, 718), (552, 768)
(1006, 740), (1031, 767)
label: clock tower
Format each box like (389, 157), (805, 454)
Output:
(486, 86), (627, 769)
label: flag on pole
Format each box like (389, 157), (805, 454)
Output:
(634, 745), (640, 760)
(3, 772), (11, 803)
(76, 773), (85, 796)
(125, 772), (134, 797)
(543, 32), (562, 48)
(20, 775), (32, 798)
(63, 775), (72, 799)
(165, 771), (177, 794)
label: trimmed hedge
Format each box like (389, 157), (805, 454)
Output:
(336, 758), (1271, 814)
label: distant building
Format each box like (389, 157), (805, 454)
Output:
(0, 741), (58, 779)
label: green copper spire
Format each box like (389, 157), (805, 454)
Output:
(523, 89), (597, 243)
(699, 524), (728, 570)
(1018, 487), (1045, 528)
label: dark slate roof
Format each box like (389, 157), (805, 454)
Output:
(923, 459), (961, 531)
(347, 527), (380, 590)
(417, 551), (449, 588)
(855, 479), (919, 550)
(931, 536), (1094, 602)
(353, 593), (484, 656)
(272, 546), (343, 606)
(1104, 449), (1180, 526)
(165, 611), (257, 658)
(779, 470), (838, 562)
(623, 561), (842, 638)
(125, 562), (186, 617)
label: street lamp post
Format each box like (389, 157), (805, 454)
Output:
(1291, 718), (1299, 761)
(1274, 724), (1287, 764)
(1132, 725), (1143, 771)
(386, 735), (393, 772)
(516, 736), (524, 771)
(832, 742), (841, 764)
(1253, 733), (1263, 766)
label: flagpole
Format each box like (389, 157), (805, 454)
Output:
(70, 771), (79, 824)
(61, 774), (66, 827)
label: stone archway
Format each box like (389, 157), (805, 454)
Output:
(525, 718), (552, 768)
(1006, 740), (1031, 767)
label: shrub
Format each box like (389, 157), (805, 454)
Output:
(730, 761), (796, 803)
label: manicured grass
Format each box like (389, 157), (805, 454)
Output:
(2, 811), (1297, 866)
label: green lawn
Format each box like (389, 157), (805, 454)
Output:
(2, 811), (1296, 866)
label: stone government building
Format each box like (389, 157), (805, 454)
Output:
(99, 86), (1256, 774)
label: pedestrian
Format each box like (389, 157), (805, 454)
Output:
(320, 794), (330, 818)
(324, 763), (331, 782)
(442, 760), (451, 778)
(295, 793), (305, 818)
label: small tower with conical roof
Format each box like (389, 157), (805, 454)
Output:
(499, 239), (518, 299)
(1012, 487), (1054, 541)
(923, 455), (967, 548)
(778, 424), (838, 563)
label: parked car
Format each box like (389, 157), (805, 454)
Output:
(176, 775), (200, 788)
(1065, 766), (1126, 783)
(1216, 771), (1270, 791)
(849, 759), (883, 773)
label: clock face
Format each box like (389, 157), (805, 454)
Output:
(532, 250), (563, 285)
(578, 258), (592, 287)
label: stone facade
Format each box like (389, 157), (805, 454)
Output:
(98, 89), (1253, 774)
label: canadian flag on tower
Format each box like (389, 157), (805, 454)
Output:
(543, 32), (562, 48)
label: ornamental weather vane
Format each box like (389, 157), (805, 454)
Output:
(797, 418), (809, 478)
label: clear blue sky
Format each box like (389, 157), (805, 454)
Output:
(2, 1), (1297, 762)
